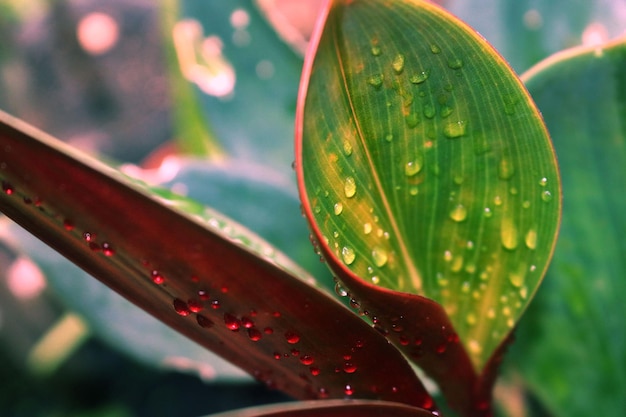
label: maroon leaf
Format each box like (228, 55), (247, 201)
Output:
(209, 399), (433, 417)
(0, 111), (434, 409)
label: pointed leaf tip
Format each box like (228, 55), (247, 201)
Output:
(296, 0), (560, 401)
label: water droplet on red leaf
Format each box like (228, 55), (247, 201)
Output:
(343, 362), (357, 373)
(344, 384), (354, 396)
(173, 299), (191, 316)
(264, 327), (274, 335)
(248, 328), (262, 341)
(63, 219), (74, 231)
(188, 299), (203, 312)
(196, 314), (213, 328)
(83, 231), (96, 242)
(310, 367), (320, 376)
(211, 300), (220, 309)
(198, 289), (209, 300)
(285, 331), (300, 344)
(300, 355), (314, 365)
(151, 270), (165, 284)
(241, 316), (254, 328)
(224, 313), (241, 331)
(102, 242), (115, 256)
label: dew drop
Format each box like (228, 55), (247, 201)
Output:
(63, 219), (74, 231)
(241, 316), (255, 329)
(371, 45), (381, 56)
(1, 181), (14, 195)
(409, 70), (430, 84)
(285, 330), (301, 344)
(541, 190), (553, 202)
(443, 121), (466, 138)
(342, 246), (356, 265)
(300, 355), (314, 365)
(248, 328), (262, 341)
(173, 299), (191, 316)
(466, 313), (477, 326)
(334, 202), (343, 215)
(310, 367), (321, 376)
(343, 362), (357, 373)
(224, 313), (241, 331)
(405, 113), (419, 128)
(83, 231), (96, 242)
(430, 44), (441, 54)
(498, 158), (515, 180)
(468, 339), (482, 355)
(483, 207), (493, 218)
(440, 105), (453, 118)
(344, 176), (357, 198)
(363, 223), (372, 234)
(501, 217), (519, 250)
(372, 247), (388, 267)
(525, 228), (537, 250)
(264, 327), (274, 334)
(367, 74), (384, 88)
(392, 54), (405, 73)
(102, 242), (115, 256)
(509, 271), (525, 288)
(385, 133), (393, 142)
(449, 204), (467, 222)
(447, 58), (463, 69)
(196, 314), (214, 328)
(188, 299), (203, 313)
(198, 289), (210, 300)
(405, 155), (424, 176)
(539, 177), (548, 187)
(423, 103), (436, 119)
(334, 282), (348, 297)
(151, 270), (165, 285)
(344, 384), (354, 396)
(342, 140), (353, 156)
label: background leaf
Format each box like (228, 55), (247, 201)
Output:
(507, 36), (626, 417)
(297, 0), (560, 377)
(0, 111), (435, 409)
(177, 0), (305, 180)
(442, 0), (626, 73)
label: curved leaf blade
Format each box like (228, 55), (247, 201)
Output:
(207, 399), (432, 417)
(510, 36), (626, 417)
(297, 0), (560, 374)
(0, 111), (434, 409)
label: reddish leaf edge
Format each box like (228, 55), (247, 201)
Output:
(294, 1), (508, 416)
(0, 110), (435, 409)
(207, 399), (434, 417)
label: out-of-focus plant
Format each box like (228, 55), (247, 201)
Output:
(0, 0), (624, 416)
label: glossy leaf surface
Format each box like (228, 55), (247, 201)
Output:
(0, 111), (434, 409)
(509, 36), (626, 417)
(297, 0), (560, 377)
(208, 399), (432, 417)
(2, 160), (332, 380)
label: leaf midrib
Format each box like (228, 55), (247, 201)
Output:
(331, 12), (422, 292)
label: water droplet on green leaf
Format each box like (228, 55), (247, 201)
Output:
(443, 120), (466, 138)
(430, 44), (441, 54)
(392, 53), (405, 74)
(525, 228), (537, 250)
(405, 113), (419, 127)
(498, 158), (515, 180)
(404, 156), (424, 176)
(447, 58), (463, 69)
(372, 247), (388, 267)
(342, 247), (356, 265)
(344, 176), (357, 198)
(541, 190), (553, 202)
(501, 217), (519, 250)
(334, 202), (343, 215)
(368, 74), (384, 88)
(450, 204), (468, 222)
(343, 140), (353, 156)
(409, 70), (430, 84)
(371, 45), (381, 56)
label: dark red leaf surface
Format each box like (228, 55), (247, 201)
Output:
(210, 399), (433, 417)
(0, 111), (434, 409)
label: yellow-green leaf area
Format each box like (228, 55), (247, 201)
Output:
(299, 0), (560, 370)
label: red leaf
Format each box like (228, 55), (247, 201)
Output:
(0, 111), (434, 409)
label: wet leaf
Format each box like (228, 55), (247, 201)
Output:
(3, 159), (333, 380)
(296, 0), (560, 407)
(206, 399), (432, 417)
(509, 36), (626, 417)
(0, 110), (434, 409)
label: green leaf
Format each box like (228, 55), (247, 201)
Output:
(160, 0), (224, 157)
(207, 399), (432, 417)
(178, 0), (304, 178)
(509, 36), (626, 417)
(297, 0), (560, 377)
(443, 0), (626, 73)
(0, 110), (435, 409)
